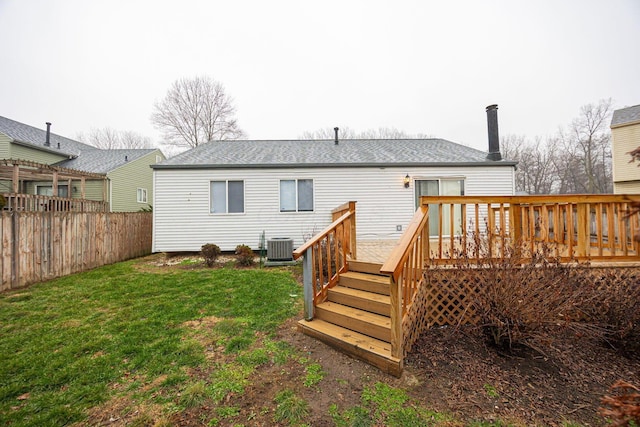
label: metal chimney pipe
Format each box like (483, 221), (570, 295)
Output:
(334, 127), (339, 145)
(45, 122), (51, 146)
(485, 105), (502, 161)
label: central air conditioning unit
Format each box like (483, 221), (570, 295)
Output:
(267, 237), (294, 261)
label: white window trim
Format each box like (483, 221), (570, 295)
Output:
(209, 180), (245, 215)
(279, 179), (315, 213)
(137, 188), (148, 203)
(413, 177), (465, 208)
(36, 184), (69, 197)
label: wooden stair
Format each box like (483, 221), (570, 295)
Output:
(297, 260), (402, 377)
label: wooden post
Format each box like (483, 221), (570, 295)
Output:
(52, 170), (58, 197)
(12, 163), (19, 193)
(576, 203), (589, 258)
(303, 252), (314, 321)
(390, 275), (403, 359)
(348, 201), (357, 260)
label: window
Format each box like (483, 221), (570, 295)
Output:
(280, 179), (313, 212)
(137, 188), (148, 203)
(415, 178), (464, 236)
(37, 185), (69, 197)
(210, 180), (244, 213)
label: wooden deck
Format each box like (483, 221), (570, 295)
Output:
(294, 196), (640, 377)
(297, 260), (402, 376)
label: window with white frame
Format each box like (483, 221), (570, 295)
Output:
(210, 180), (244, 213)
(137, 188), (148, 203)
(37, 184), (69, 197)
(280, 179), (313, 212)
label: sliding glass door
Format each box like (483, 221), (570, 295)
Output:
(415, 179), (464, 236)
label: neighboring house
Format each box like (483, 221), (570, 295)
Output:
(611, 104), (640, 194)
(152, 136), (517, 252)
(0, 116), (165, 212)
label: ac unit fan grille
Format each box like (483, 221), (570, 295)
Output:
(267, 238), (293, 261)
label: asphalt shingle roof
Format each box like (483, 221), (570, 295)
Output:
(0, 116), (159, 174)
(611, 104), (640, 127)
(0, 115), (96, 158)
(154, 139), (516, 169)
(58, 149), (157, 174)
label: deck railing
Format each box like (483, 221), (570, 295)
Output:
(293, 201), (357, 320)
(2, 193), (108, 213)
(380, 194), (640, 360)
(380, 205), (429, 360)
(421, 194), (640, 263)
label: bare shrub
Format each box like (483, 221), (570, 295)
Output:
(576, 268), (640, 355)
(600, 380), (640, 427)
(437, 234), (586, 351)
(201, 243), (221, 267)
(235, 244), (255, 267)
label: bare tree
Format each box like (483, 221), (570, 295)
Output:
(557, 99), (613, 193)
(76, 127), (154, 149)
(502, 134), (557, 194)
(300, 126), (431, 139)
(151, 76), (244, 149)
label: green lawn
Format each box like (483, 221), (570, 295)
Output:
(0, 259), (301, 426)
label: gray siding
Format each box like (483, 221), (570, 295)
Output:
(153, 165), (516, 252)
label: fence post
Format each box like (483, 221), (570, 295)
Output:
(303, 252), (314, 321)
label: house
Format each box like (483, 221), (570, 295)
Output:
(611, 104), (640, 194)
(152, 107), (517, 252)
(0, 116), (165, 212)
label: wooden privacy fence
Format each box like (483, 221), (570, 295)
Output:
(0, 211), (152, 291)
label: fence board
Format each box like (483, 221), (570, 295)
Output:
(0, 212), (153, 291)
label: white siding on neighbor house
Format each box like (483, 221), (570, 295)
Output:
(153, 165), (515, 252)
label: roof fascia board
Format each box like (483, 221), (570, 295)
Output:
(11, 139), (78, 158)
(152, 161), (518, 170)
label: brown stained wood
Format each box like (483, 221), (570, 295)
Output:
(0, 212), (152, 291)
(293, 211), (353, 259)
(315, 301), (391, 342)
(348, 260), (383, 275)
(328, 286), (391, 316)
(297, 319), (402, 377)
(339, 271), (390, 295)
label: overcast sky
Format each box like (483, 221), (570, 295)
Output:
(1, 0), (639, 153)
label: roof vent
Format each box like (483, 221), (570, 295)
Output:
(45, 122), (51, 147)
(334, 127), (339, 145)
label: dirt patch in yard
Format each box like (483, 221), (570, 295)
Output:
(81, 258), (640, 426)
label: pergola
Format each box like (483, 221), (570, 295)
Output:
(0, 159), (108, 200)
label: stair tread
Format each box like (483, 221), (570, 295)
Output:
(341, 271), (390, 285)
(329, 286), (391, 304)
(348, 261), (386, 275)
(297, 318), (399, 361)
(316, 301), (391, 328)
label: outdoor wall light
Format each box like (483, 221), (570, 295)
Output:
(403, 174), (411, 188)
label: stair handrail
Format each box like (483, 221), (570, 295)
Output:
(293, 201), (357, 321)
(380, 205), (429, 359)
